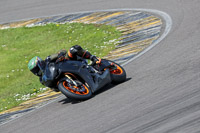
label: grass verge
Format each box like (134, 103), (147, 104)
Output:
(0, 22), (121, 112)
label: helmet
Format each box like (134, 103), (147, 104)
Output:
(28, 56), (45, 76)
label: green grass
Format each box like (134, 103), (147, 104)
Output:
(0, 23), (121, 112)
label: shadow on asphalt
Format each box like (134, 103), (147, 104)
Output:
(58, 77), (132, 104)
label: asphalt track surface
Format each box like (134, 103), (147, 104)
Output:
(0, 0), (200, 133)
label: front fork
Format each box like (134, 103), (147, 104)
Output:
(65, 74), (79, 87)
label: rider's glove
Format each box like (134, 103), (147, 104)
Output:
(58, 49), (67, 57)
(56, 56), (65, 63)
(56, 50), (67, 63)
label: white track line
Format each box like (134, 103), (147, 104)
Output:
(118, 9), (172, 66)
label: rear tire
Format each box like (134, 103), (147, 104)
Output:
(58, 81), (92, 100)
(108, 60), (126, 84)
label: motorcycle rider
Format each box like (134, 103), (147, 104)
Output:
(28, 45), (99, 77)
(50, 45), (99, 64)
(28, 45), (125, 95)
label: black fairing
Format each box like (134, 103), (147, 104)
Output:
(41, 60), (111, 93)
(58, 60), (111, 93)
(41, 62), (58, 88)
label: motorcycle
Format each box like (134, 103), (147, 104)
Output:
(40, 57), (126, 100)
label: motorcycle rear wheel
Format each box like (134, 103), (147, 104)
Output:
(58, 81), (92, 100)
(108, 60), (126, 84)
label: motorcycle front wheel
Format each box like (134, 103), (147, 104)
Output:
(58, 80), (92, 100)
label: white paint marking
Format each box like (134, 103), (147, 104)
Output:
(119, 9), (172, 66)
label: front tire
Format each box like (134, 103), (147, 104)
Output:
(58, 81), (92, 100)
